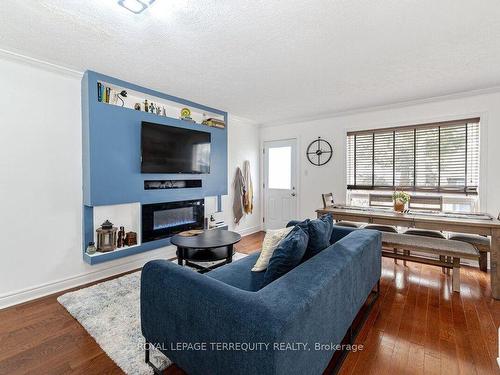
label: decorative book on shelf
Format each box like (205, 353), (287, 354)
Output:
(202, 118), (226, 128)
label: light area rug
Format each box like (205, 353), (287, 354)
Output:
(57, 252), (248, 375)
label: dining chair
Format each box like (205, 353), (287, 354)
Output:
(404, 195), (446, 239)
(322, 193), (362, 228)
(321, 193), (334, 208)
(368, 193), (393, 208)
(408, 195), (443, 211)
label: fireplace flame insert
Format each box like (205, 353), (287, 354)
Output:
(142, 199), (204, 243)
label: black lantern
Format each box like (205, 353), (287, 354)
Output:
(96, 220), (118, 252)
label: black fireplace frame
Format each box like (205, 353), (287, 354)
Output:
(142, 199), (205, 243)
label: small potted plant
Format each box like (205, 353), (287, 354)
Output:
(392, 191), (410, 212)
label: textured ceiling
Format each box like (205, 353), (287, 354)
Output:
(1, 0), (500, 125)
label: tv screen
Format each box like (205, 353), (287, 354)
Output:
(141, 122), (211, 174)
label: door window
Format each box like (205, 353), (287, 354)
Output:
(268, 146), (292, 189)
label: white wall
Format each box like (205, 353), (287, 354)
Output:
(260, 90), (499, 220)
(224, 115), (262, 235)
(0, 53), (261, 308)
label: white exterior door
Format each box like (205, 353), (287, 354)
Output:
(264, 139), (298, 230)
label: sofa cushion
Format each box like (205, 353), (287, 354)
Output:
(293, 218), (310, 234)
(207, 252), (265, 292)
(251, 226), (293, 272)
(261, 226), (309, 287)
(302, 214), (334, 260)
(330, 224), (358, 244)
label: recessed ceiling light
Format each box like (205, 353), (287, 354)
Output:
(118, 0), (156, 14)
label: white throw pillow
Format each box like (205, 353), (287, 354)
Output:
(251, 227), (293, 272)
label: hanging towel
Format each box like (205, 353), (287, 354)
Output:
(243, 160), (253, 214)
(233, 167), (245, 224)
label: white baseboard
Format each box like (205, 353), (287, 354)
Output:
(235, 225), (263, 236)
(0, 247), (177, 310)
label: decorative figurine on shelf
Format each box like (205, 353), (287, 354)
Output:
(161, 106), (167, 116)
(149, 102), (155, 113)
(86, 241), (97, 255)
(144, 99), (149, 112)
(134, 103), (141, 111)
(116, 90), (128, 107)
(155, 106), (162, 116)
(125, 231), (138, 246)
(117, 226), (125, 248)
(96, 220), (118, 252)
(209, 214), (216, 229)
(180, 107), (190, 118)
(180, 107), (194, 122)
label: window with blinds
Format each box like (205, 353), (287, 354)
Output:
(346, 118), (480, 194)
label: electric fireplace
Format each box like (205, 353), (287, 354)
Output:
(142, 199), (204, 242)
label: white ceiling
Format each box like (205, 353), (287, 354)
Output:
(1, 0), (500, 125)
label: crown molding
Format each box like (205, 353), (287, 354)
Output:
(260, 85), (500, 128)
(0, 48), (83, 78)
(229, 113), (260, 126)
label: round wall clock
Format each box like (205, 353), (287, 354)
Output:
(306, 137), (333, 166)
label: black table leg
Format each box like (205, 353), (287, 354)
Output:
(177, 247), (184, 266)
(226, 244), (233, 264)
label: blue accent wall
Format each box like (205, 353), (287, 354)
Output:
(82, 71), (228, 264)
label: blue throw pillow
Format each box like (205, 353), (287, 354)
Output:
(261, 226), (309, 288)
(293, 219), (310, 234)
(302, 214), (334, 260)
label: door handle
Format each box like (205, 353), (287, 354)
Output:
(291, 193), (296, 197)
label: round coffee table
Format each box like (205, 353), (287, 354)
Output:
(170, 229), (241, 273)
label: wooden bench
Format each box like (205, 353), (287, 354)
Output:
(381, 232), (479, 292)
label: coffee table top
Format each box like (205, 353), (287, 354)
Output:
(170, 229), (241, 249)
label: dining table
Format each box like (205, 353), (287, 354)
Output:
(316, 205), (500, 300)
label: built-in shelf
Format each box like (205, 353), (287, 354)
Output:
(86, 244), (140, 257)
(144, 179), (202, 190)
(97, 80), (225, 129)
(83, 70), (228, 265)
(83, 237), (172, 265)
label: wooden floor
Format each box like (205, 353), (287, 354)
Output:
(1, 231), (499, 375)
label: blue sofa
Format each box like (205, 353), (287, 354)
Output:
(141, 225), (381, 375)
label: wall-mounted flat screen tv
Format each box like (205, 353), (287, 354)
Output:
(141, 122), (211, 174)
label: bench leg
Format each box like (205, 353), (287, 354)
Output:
(479, 251), (487, 272)
(452, 257), (460, 293)
(403, 250), (409, 266)
(393, 248), (398, 264)
(439, 255), (445, 273)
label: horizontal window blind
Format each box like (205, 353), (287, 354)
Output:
(346, 118), (480, 194)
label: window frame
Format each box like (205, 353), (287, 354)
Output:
(346, 117), (480, 195)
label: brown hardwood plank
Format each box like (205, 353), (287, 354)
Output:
(462, 268), (500, 375)
(391, 262), (422, 373)
(69, 352), (123, 375)
(461, 282), (496, 375)
(404, 263), (428, 375)
(234, 231), (264, 254)
(407, 343), (426, 375)
(337, 276), (392, 375)
(352, 262), (411, 374)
